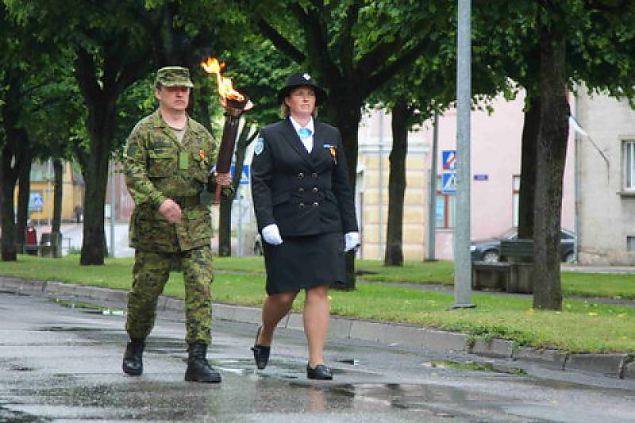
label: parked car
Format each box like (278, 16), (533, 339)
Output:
(470, 228), (576, 263)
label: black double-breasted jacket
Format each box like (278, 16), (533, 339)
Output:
(251, 118), (358, 237)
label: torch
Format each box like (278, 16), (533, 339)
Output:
(201, 57), (251, 203)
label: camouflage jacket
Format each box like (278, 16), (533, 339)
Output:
(124, 109), (217, 252)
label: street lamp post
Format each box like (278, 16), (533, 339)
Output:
(453, 0), (475, 309)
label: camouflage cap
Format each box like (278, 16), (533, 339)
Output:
(155, 66), (194, 88)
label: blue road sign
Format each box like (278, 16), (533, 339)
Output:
(441, 172), (456, 194)
(442, 150), (457, 171)
(29, 192), (44, 212)
(230, 164), (250, 185)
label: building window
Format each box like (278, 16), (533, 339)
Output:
(436, 176), (455, 228)
(627, 236), (635, 252)
(623, 140), (635, 191)
(512, 175), (520, 227)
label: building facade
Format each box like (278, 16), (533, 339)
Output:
(576, 90), (635, 265)
(20, 161), (84, 223)
(356, 92), (576, 261)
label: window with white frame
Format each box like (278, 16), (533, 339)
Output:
(623, 140), (635, 191)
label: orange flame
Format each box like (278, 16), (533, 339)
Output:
(201, 57), (245, 101)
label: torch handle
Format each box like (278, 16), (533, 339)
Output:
(212, 95), (249, 205)
(216, 115), (241, 173)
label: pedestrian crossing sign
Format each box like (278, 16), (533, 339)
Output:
(29, 192), (44, 212)
(441, 172), (456, 194)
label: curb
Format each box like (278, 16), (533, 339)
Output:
(1, 276), (631, 380)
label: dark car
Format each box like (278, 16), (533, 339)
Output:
(470, 228), (576, 263)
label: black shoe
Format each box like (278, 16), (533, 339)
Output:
(251, 326), (271, 370)
(185, 342), (222, 383)
(307, 363), (333, 380)
(122, 338), (144, 376)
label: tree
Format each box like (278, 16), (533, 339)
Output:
(6, 0), (242, 264)
(4, 0), (159, 264)
(369, 24), (503, 266)
(0, 3), (37, 260)
(475, 0), (635, 309)
(24, 53), (86, 249)
(532, 7), (569, 310)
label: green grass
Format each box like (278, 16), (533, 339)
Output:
(561, 272), (635, 299)
(356, 259), (455, 284)
(357, 259), (635, 300)
(1, 255), (634, 353)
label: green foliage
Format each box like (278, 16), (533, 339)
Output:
(224, 34), (297, 127)
(473, 0), (635, 102)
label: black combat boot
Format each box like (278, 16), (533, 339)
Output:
(122, 338), (145, 376)
(185, 342), (222, 383)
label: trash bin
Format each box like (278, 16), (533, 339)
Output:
(40, 232), (53, 257)
(24, 226), (38, 255)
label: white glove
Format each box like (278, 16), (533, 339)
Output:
(344, 232), (360, 252)
(261, 224), (283, 246)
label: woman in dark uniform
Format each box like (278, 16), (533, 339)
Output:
(250, 72), (359, 380)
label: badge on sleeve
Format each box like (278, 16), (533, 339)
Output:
(254, 137), (264, 155)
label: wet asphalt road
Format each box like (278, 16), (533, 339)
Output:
(1, 292), (634, 422)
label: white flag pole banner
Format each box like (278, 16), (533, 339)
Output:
(569, 115), (610, 182)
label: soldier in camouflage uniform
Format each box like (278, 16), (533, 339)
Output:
(121, 66), (231, 383)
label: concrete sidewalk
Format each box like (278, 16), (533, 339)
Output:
(1, 275), (633, 382)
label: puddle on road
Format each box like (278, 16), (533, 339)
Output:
(214, 358), (359, 381)
(0, 290), (29, 296)
(38, 326), (114, 333)
(424, 360), (528, 376)
(4, 356), (529, 422)
(0, 405), (49, 423)
(50, 298), (124, 316)
(10, 364), (34, 372)
(337, 358), (360, 366)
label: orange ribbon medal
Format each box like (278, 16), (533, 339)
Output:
(325, 144), (337, 165)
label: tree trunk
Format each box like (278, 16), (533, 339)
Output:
(0, 72), (29, 261)
(78, 135), (112, 265)
(517, 95), (540, 239)
(0, 174), (3, 226)
(0, 150), (19, 261)
(533, 25), (569, 311)
(218, 196), (232, 256)
(74, 48), (128, 266)
(327, 93), (363, 290)
(16, 152), (32, 249)
(384, 100), (411, 266)
(75, 92), (116, 266)
(52, 159), (63, 233)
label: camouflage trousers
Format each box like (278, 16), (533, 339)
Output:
(126, 246), (214, 345)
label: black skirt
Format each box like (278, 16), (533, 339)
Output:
(263, 232), (345, 295)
